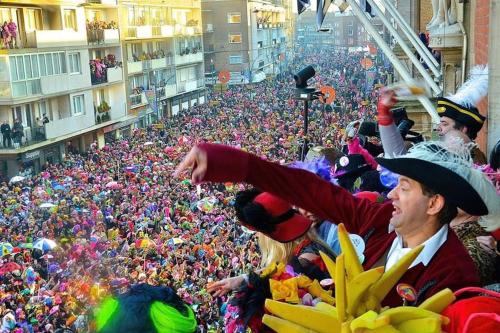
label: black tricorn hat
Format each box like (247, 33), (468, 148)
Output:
(437, 97), (486, 134)
(376, 142), (488, 216)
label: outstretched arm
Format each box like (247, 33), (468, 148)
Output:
(175, 143), (393, 234)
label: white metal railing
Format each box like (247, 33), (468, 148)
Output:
(344, 0), (441, 123)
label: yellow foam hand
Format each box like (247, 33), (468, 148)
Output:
(262, 314), (319, 333)
(338, 223), (364, 280)
(265, 299), (341, 333)
(347, 266), (384, 316)
(307, 279), (335, 305)
(418, 288), (455, 314)
(368, 245), (424, 307)
(335, 253), (347, 323)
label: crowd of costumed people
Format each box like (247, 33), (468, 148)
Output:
(0, 46), (499, 333)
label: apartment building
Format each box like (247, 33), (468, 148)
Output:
(0, 0), (128, 178)
(202, 0), (290, 85)
(119, 0), (206, 122)
(0, 0), (207, 178)
(296, 10), (385, 50)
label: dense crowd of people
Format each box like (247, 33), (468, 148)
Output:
(0, 47), (498, 333)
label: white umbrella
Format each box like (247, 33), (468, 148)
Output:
(9, 176), (25, 184)
(144, 141), (154, 146)
(33, 238), (57, 252)
(39, 202), (56, 209)
(167, 237), (184, 246)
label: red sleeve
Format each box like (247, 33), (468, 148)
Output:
(199, 143), (393, 234)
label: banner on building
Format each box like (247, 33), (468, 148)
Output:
(145, 89), (158, 115)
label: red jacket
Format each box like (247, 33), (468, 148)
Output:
(198, 143), (480, 306)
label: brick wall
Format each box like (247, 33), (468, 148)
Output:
(420, 0), (433, 31)
(474, 0), (490, 152)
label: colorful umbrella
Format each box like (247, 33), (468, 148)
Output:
(0, 262), (21, 274)
(0, 242), (14, 256)
(167, 237), (184, 246)
(135, 238), (156, 249)
(9, 176), (25, 184)
(33, 238), (57, 252)
(39, 202), (56, 209)
(105, 181), (122, 190)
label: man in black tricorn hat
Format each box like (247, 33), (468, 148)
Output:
(377, 65), (489, 163)
(175, 139), (499, 308)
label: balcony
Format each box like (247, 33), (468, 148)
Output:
(127, 60), (143, 74)
(151, 56), (174, 69)
(161, 25), (175, 37)
(175, 52), (203, 66)
(45, 112), (95, 140)
(165, 84), (177, 98)
(107, 66), (123, 83)
(86, 0), (118, 4)
(130, 92), (147, 107)
(87, 28), (120, 45)
(25, 30), (87, 48)
(95, 101), (112, 124)
(127, 26), (153, 39)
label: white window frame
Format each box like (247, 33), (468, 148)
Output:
(227, 12), (241, 24)
(228, 33), (242, 44)
(229, 55), (242, 65)
(68, 52), (81, 74)
(71, 94), (85, 116)
(63, 8), (77, 30)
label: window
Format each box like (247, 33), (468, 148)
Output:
(26, 9), (42, 31)
(38, 54), (46, 76)
(228, 13), (241, 24)
(68, 53), (81, 74)
(11, 106), (22, 124)
(63, 9), (77, 30)
(46, 54), (54, 75)
(72, 95), (85, 116)
(229, 34), (242, 43)
(257, 41), (263, 48)
(229, 55), (242, 65)
(0, 8), (12, 24)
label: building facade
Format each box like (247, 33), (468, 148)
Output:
(119, 0), (206, 122)
(202, 0), (291, 85)
(392, 0), (499, 153)
(0, 0), (207, 179)
(296, 10), (385, 50)
(0, 0), (128, 179)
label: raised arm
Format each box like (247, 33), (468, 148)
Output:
(175, 143), (393, 234)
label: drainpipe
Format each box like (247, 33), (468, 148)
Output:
(459, 3), (467, 85)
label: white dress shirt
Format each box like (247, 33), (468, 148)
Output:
(385, 224), (448, 271)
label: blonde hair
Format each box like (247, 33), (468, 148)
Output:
(257, 228), (336, 268)
(258, 233), (304, 268)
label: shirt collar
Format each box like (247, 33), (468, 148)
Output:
(387, 224), (448, 269)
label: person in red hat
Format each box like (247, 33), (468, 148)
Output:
(207, 189), (336, 332)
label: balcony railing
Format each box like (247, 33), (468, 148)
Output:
(130, 92), (146, 107)
(87, 28), (119, 45)
(26, 30), (87, 48)
(86, 0), (118, 4)
(177, 82), (186, 93)
(174, 52), (203, 66)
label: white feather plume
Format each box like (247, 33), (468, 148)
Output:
(447, 65), (489, 108)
